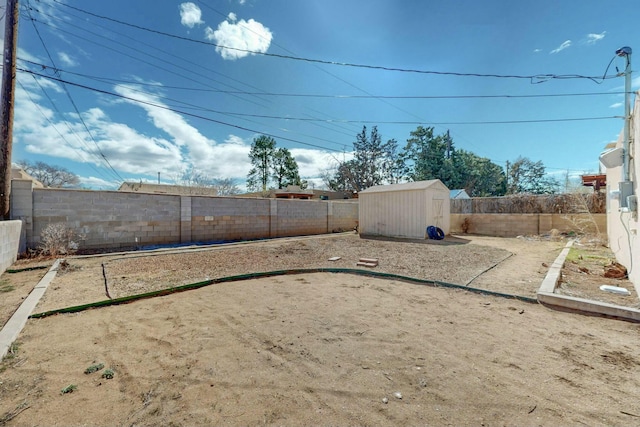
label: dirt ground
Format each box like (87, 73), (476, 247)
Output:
(1, 233), (639, 426)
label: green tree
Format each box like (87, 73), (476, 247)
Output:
(272, 148), (303, 189)
(246, 135), (276, 192)
(17, 160), (81, 188)
(400, 126), (448, 182)
(507, 157), (559, 194)
(327, 126), (394, 192)
(455, 150), (506, 196)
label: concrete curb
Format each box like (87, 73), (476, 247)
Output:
(537, 241), (640, 322)
(0, 259), (61, 360)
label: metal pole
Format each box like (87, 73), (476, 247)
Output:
(0, 0), (19, 219)
(622, 48), (632, 183)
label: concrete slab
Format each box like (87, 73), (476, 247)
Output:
(0, 259), (61, 360)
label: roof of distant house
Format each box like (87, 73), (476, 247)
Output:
(118, 182), (218, 196)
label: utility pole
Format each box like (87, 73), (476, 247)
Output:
(505, 161), (510, 193)
(445, 129), (451, 159)
(616, 46), (633, 208)
(0, 0), (19, 219)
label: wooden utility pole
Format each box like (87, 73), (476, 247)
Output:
(0, 0), (19, 219)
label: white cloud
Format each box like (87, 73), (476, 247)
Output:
(57, 52), (77, 67)
(290, 148), (338, 178)
(609, 102), (623, 109)
(550, 40), (572, 54)
(586, 31), (606, 45)
(180, 2), (204, 28)
(205, 14), (272, 60)
(238, 0), (246, 4)
(533, 48), (542, 53)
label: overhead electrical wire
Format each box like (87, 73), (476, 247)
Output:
(24, 1), (125, 183)
(16, 61), (630, 100)
(29, 4), (360, 140)
(51, 0), (620, 84)
(26, 7), (364, 145)
(19, 68), (343, 153)
(17, 78), (120, 185)
(20, 68), (620, 128)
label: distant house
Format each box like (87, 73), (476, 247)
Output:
(118, 182), (218, 197)
(239, 185), (355, 200)
(603, 95), (639, 288)
(450, 189), (470, 199)
(11, 166), (44, 188)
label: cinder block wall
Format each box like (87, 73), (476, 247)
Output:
(451, 213), (607, 237)
(0, 220), (22, 274)
(329, 201), (359, 232)
(275, 199), (328, 237)
(32, 189), (180, 249)
(191, 196), (270, 241)
(14, 186), (360, 251)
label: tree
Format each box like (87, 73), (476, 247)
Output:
(246, 135), (276, 192)
(327, 126), (393, 192)
(212, 177), (240, 195)
(272, 148), (304, 189)
(455, 150), (506, 196)
(400, 126), (448, 182)
(507, 157), (559, 194)
(17, 160), (81, 188)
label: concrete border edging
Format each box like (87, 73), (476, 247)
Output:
(0, 259), (61, 360)
(537, 240), (640, 322)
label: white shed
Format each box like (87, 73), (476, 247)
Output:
(358, 180), (450, 239)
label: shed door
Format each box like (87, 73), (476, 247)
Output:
(432, 197), (444, 228)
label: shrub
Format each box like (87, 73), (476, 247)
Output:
(39, 223), (80, 257)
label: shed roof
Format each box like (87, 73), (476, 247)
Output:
(359, 179), (448, 194)
(450, 189), (470, 199)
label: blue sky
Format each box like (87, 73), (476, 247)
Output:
(5, 0), (640, 190)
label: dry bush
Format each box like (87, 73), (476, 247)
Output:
(457, 193), (606, 214)
(39, 223), (80, 257)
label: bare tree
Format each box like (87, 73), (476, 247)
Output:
(17, 160), (81, 188)
(212, 178), (240, 195)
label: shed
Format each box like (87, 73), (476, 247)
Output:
(450, 189), (470, 199)
(358, 180), (450, 239)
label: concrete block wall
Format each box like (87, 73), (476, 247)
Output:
(13, 187), (360, 251)
(275, 199), (328, 237)
(0, 220), (22, 274)
(450, 213), (607, 237)
(328, 201), (358, 232)
(191, 196), (270, 241)
(10, 180), (34, 246)
(32, 189), (180, 250)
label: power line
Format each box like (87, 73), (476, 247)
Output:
(19, 68), (343, 153)
(18, 59), (627, 100)
(50, 0), (619, 83)
(17, 78), (120, 184)
(24, 3), (124, 183)
(20, 68), (621, 127)
(26, 8), (359, 140)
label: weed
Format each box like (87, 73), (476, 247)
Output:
(0, 402), (30, 425)
(39, 223), (82, 257)
(0, 281), (14, 293)
(61, 384), (77, 394)
(101, 368), (115, 379)
(4, 343), (19, 360)
(84, 363), (105, 374)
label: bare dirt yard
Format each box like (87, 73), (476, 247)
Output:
(1, 233), (639, 426)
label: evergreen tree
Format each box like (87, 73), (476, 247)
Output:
(246, 135), (276, 192)
(272, 147), (303, 189)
